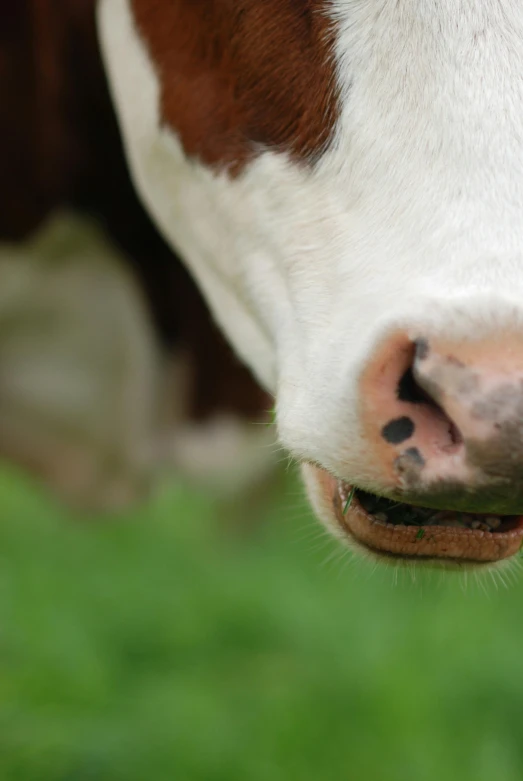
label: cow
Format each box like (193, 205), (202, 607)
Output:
(3, 1), (523, 569)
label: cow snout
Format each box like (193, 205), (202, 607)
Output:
(359, 330), (523, 514)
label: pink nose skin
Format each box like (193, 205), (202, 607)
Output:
(359, 331), (523, 514)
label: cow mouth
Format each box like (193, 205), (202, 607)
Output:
(313, 468), (523, 565)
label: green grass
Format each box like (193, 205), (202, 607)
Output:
(0, 467), (523, 781)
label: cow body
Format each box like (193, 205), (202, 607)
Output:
(4, 0), (523, 566)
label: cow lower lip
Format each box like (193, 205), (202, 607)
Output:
(318, 470), (523, 564)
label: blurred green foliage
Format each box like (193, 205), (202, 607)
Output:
(0, 467), (522, 781)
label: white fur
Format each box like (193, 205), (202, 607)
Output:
(98, 0), (523, 494)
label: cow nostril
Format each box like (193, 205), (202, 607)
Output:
(361, 331), (469, 478)
(397, 361), (464, 452)
(397, 366), (432, 405)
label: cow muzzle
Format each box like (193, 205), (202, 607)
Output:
(305, 330), (523, 565)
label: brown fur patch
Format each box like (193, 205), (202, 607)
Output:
(131, 0), (340, 173)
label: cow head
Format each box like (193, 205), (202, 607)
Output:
(99, 0), (523, 567)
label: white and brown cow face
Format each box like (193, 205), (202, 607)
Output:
(99, 0), (523, 567)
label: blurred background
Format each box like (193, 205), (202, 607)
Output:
(1, 461), (523, 781)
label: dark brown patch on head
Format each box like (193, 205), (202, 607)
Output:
(382, 416), (415, 444)
(131, 0), (340, 174)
